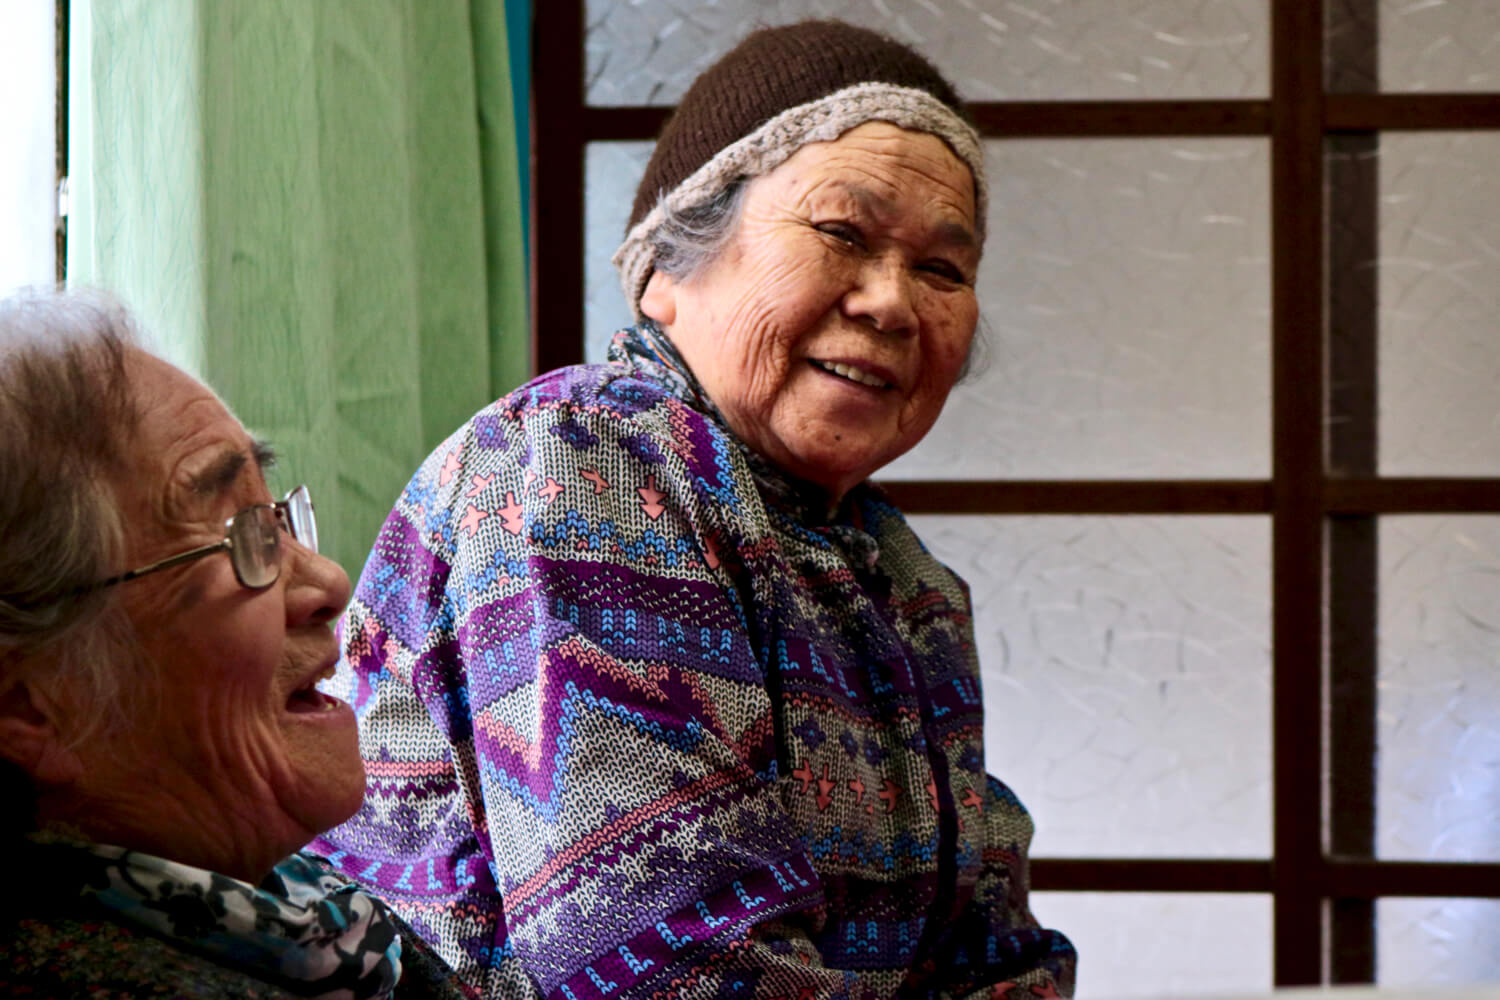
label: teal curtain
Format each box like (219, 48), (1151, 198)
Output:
(68, 0), (531, 577)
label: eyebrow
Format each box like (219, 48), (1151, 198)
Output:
(839, 184), (976, 250)
(188, 439), (277, 497)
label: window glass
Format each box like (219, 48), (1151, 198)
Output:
(1033, 891), (1272, 997)
(1379, 516), (1500, 862)
(912, 515), (1271, 858)
(0, 1), (57, 294)
(585, 0), (1269, 105)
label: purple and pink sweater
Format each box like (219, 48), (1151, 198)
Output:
(312, 325), (1075, 999)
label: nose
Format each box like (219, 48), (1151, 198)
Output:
(283, 539), (352, 627)
(842, 254), (918, 337)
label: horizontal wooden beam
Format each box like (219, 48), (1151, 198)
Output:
(1033, 859), (1272, 893)
(1032, 857), (1500, 898)
(970, 99), (1270, 137)
(877, 478), (1500, 516)
(583, 105), (669, 141)
(1327, 858), (1500, 898)
(1326, 93), (1500, 132)
(581, 101), (1271, 142)
(1325, 477), (1500, 513)
(581, 94), (1500, 144)
(877, 479), (1270, 514)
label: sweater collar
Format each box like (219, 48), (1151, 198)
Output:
(607, 323), (883, 565)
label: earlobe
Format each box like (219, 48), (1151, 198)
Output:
(0, 677), (84, 787)
(639, 270), (678, 326)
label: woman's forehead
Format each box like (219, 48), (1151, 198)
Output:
(763, 124), (975, 215)
(122, 349), (261, 517)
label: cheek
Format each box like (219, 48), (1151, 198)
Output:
(921, 304), (979, 391)
(738, 240), (849, 332)
(137, 605), (284, 733)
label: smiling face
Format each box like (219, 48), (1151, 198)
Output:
(641, 121), (981, 502)
(59, 350), (361, 881)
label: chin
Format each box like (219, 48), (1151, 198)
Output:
(319, 753), (369, 832)
(283, 727), (367, 837)
(799, 445), (890, 492)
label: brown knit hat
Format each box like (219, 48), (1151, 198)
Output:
(613, 20), (986, 320)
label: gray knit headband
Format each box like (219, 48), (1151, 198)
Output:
(612, 82), (988, 322)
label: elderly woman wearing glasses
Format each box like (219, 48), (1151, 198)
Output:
(0, 291), (471, 999)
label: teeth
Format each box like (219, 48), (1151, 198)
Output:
(817, 360), (887, 388)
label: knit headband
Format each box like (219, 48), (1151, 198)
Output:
(612, 82), (987, 322)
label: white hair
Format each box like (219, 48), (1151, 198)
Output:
(0, 289), (146, 742)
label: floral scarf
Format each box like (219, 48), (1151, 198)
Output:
(37, 835), (402, 999)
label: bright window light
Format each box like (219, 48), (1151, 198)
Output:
(1, 1), (58, 295)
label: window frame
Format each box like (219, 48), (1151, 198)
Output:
(532, 0), (1500, 984)
(54, 0), (68, 285)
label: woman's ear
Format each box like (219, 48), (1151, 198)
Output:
(0, 674), (84, 787)
(639, 269), (678, 327)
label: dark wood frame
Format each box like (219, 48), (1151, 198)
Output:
(533, 0), (1500, 985)
(54, 0), (68, 286)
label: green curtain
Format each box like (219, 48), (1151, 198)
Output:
(68, 0), (531, 578)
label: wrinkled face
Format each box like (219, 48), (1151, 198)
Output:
(73, 350), (360, 880)
(642, 121), (981, 501)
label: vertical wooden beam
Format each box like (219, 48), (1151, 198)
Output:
(530, 0), (587, 375)
(54, 0), (69, 286)
(1327, 513), (1378, 982)
(1325, 0), (1381, 985)
(1271, 0), (1330, 985)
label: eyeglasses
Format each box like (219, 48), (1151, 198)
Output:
(96, 485), (318, 592)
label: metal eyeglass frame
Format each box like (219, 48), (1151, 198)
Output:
(93, 485), (318, 592)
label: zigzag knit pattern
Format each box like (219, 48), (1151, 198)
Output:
(311, 325), (1076, 1000)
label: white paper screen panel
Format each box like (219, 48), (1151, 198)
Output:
(1378, 516), (1500, 863)
(887, 137), (1270, 480)
(910, 515), (1271, 858)
(587, 138), (1272, 480)
(584, 142), (654, 365)
(1367, 133), (1500, 477)
(1377, 898), (1500, 987)
(1032, 891), (1272, 998)
(585, 0), (1270, 105)
(1329, 0), (1500, 94)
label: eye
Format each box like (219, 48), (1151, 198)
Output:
(918, 259), (970, 286)
(815, 221), (866, 248)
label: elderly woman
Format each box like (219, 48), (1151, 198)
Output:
(0, 292), (472, 999)
(316, 20), (1075, 1000)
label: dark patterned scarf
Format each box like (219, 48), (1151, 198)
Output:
(34, 835), (403, 999)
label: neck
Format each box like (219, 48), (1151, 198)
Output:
(36, 782), (294, 883)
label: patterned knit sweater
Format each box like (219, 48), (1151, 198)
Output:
(312, 325), (1076, 999)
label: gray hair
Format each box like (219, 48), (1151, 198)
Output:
(645, 178), (750, 283)
(0, 290), (144, 738)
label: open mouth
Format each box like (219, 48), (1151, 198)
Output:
(811, 359), (890, 389)
(286, 665), (342, 714)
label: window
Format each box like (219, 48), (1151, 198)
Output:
(536, 0), (1500, 990)
(0, 0), (63, 294)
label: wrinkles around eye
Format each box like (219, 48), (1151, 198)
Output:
(920, 261), (972, 287)
(814, 222), (866, 248)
